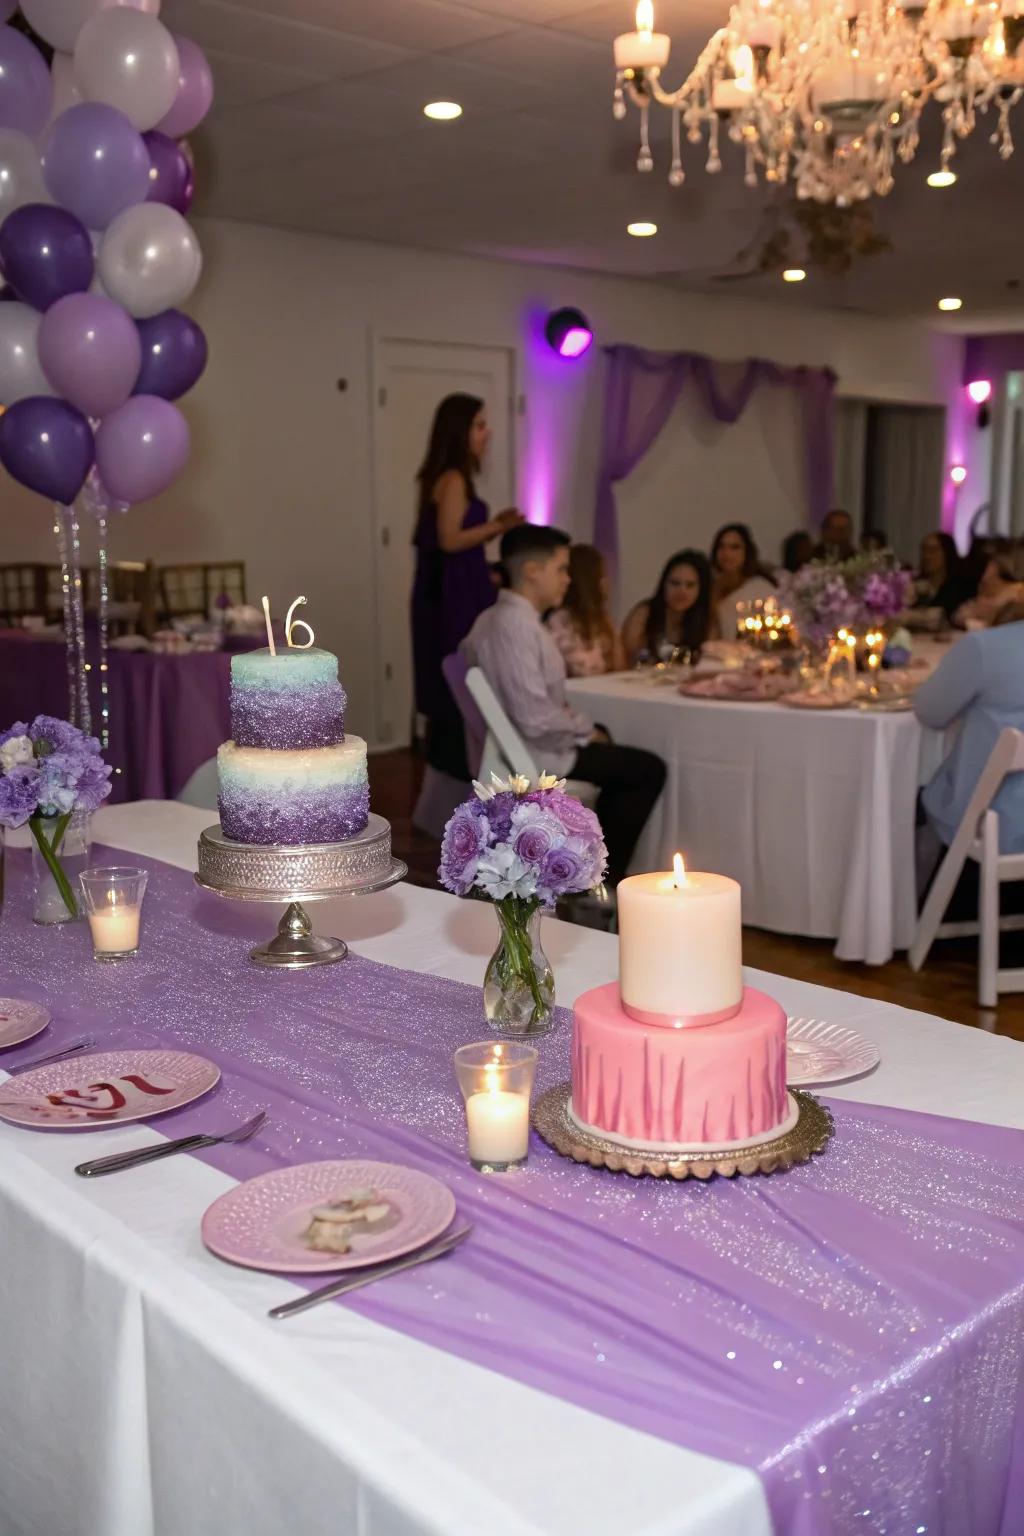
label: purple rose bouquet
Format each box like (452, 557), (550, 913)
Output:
(440, 773), (608, 1033)
(0, 716), (113, 917)
(778, 551), (913, 649)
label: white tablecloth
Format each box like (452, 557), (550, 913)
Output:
(3, 802), (1022, 1536)
(567, 674), (947, 964)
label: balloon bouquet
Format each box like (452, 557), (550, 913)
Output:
(0, 0), (211, 750)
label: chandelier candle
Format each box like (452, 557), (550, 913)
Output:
(613, 0), (670, 69)
(618, 855), (743, 1023)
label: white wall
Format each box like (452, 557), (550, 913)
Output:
(0, 217), (960, 748)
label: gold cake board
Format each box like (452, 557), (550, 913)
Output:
(532, 1083), (833, 1179)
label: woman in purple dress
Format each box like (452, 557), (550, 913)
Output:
(411, 393), (521, 778)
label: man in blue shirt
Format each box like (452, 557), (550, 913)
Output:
(914, 617), (1024, 854)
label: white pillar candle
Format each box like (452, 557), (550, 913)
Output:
(712, 78), (753, 110)
(465, 1089), (530, 1166)
(618, 856), (742, 1021)
(88, 905), (141, 954)
(744, 17), (780, 48)
(614, 28), (671, 68)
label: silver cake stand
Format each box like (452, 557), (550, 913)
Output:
(195, 812), (407, 969)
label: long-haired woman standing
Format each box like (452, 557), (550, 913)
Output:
(411, 393), (521, 778)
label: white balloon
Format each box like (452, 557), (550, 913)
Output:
(0, 302), (53, 405)
(46, 53), (83, 129)
(0, 130), (48, 221)
(21, 0), (160, 55)
(74, 9), (178, 132)
(98, 202), (201, 318)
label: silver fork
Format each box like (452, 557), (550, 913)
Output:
(4, 1037), (97, 1074)
(269, 1223), (473, 1321)
(74, 1109), (268, 1178)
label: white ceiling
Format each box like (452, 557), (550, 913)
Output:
(163, 0), (1024, 321)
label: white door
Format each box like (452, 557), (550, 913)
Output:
(370, 337), (515, 748)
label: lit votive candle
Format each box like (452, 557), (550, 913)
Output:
(79, 867), (149, 961)
(454, 1042), (538, 1172)
(617, 855), (742, 1024)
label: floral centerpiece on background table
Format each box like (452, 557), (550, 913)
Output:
(0, 717), (112, 923)
(777, 551), (913, 652)
(440, 773), (608, 1037)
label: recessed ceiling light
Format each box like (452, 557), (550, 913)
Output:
(782, 268), (806, 282)
(927, 169), (957, 188)
(423, 101), (462, 120)
(937, 296), (963, 311)
(627, 221), (658, 237)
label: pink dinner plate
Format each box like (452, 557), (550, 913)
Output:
(0, 1049), (220, 1130)
(0, 998), (50, 1051)
(201, 1159), (457, 1274)
(786, 1018), (880, 1086)
(781, 692), (853, 710)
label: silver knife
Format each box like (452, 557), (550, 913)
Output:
(268, 1223), (473, 1321)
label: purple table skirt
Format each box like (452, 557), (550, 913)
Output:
(0, 635), (230, 802)
(3, 845), (1024, 1536)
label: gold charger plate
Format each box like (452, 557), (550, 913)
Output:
(532, 1083), (833, 1180)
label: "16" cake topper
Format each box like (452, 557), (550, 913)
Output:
(260, 594), (315, 655)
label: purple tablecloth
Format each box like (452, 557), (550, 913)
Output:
(0, 635), (229, 802)
(3, 845), (1024, 1535)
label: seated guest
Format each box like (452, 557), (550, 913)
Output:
(709, 523), (777, 632)
(622, 549), (713, 665)
(546, 543), (625, 677)
(463, 525), (666, 886)
(781, 528), (814, 573)
(910, 532), (968, 622)
(954, 541), (1023, 629)
(914, 612), (1024, 854)
(813, 507), (856, 561)
(861, 527), (888, 553)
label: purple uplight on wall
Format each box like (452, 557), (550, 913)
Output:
(545, 307), (594, 360)
(967, 379), (992, 405)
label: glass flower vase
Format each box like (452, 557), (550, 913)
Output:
(30, 809), (91, 925)
(484, 898), (555, 1038)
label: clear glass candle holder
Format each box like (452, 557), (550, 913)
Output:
(454, 1041), (538, 1172)
(78, 867), (149, 961)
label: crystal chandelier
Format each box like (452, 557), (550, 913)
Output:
(612, 0), (1024, 203)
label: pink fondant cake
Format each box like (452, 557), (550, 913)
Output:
(571, 982), (789, 1150)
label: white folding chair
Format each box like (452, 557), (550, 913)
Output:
(464, 666), (599, 809)
(176, 756), (219, 811)
(908, 727), (1024, 1007)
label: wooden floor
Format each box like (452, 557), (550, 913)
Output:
(367, 749), (1024, 1042)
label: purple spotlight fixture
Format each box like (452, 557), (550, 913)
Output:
(545, 306), (594, 360)
(967, 379), (992, 405)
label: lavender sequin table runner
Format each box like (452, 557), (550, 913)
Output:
(3, 846), (1024, 1536)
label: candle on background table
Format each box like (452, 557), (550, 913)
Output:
(78, 867), (149, 961)
(454, 1041), (538, 1171)
(617, 854), (743, 1024)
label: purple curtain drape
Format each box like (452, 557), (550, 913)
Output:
(594, 344), (837, 572)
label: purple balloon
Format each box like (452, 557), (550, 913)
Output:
(157, 35), (213, 139)
(0, 395), (94, 503)
(0, 203), (93, 311)
(0, 26), (53, 137)
(39, 292), (142, 418)
(95, 394), (189, 503)
(43, 104), (150, 232)
(134, 308), (206, 400)
(142, 130), (193, 215)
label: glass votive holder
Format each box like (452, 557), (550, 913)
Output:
(454, 1041), (538, 1173)
(78, 867), (149, 961)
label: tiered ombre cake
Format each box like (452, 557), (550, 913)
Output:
(571, 869), (792, 1151)
(217, 648), (369, 846)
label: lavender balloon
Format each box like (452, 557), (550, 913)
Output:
(0, 395), (94, 503)
(0, 26), (53, 138)
(0, 204), (93, 311)
(157, 35), (213, 138)
(95, 394), (189, 503)
(142, 130), (194, 215)
(43, 104), (150, 231)
(39, 292), (142, 417)
(134, 309), (206, 400)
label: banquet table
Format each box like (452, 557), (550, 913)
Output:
(0, 634), (230, 803)
(3, 801), (1024, 1536)
(566, 665), (949, 965)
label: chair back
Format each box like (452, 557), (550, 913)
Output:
(160, 562), (246, 621)
(441, 652), (486, 776)
(464, 666), (540, 782)
(957, 727), (1024, 837)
